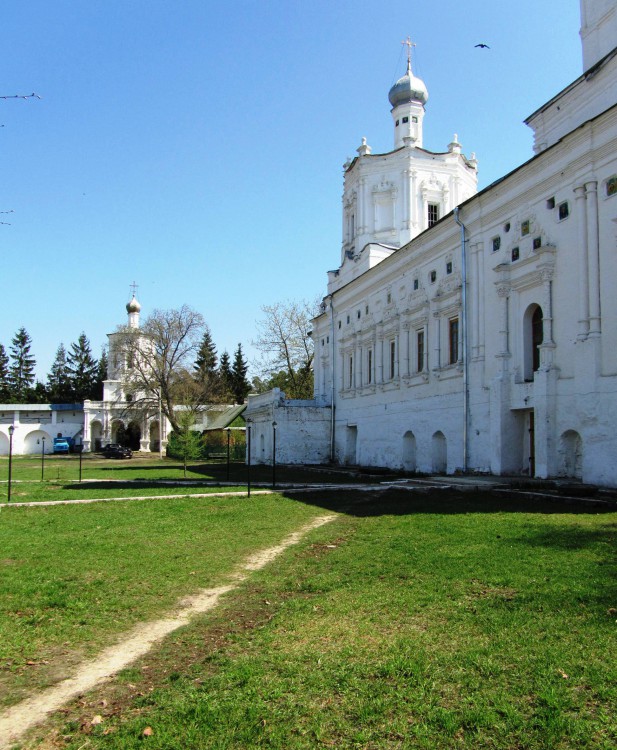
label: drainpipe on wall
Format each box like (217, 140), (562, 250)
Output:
(328, 295), (336, 463)
(453, 206), (469, 473)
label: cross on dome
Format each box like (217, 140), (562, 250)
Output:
(126, 281), (141, 320)
(388, 37), (428, 108)
(401, 36), (416, 72)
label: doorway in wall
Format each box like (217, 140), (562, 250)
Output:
(402, 431), (416, 472)
(559, 430), (582, 479)
(431, 431), (447, 474)
(528, 410), (535, 477)
(345, 425), (358, 465)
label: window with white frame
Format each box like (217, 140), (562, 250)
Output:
(449, 318), (459, 365)
(389, 339), (397, 379)
(416, 329), (425, 372)
(428, 203), (440, 227)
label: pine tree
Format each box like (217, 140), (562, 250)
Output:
(192, 328), (227, 402)
(193, 328), (218, 381)
(93, 347), (108, 400)
(9, 328), (36, 402)
(230, 343), (251, 404)
(47, 344), (71, 403)
(219, 350), (233, 401)
(31, 381), (50, 403)
(0, 344), (10, 402)
(67, 333), (98, 402)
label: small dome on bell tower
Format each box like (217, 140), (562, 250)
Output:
(389, 39), (428, 149)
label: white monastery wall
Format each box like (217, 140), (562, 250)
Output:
(246, 389), (330, 465)
(0, 406), (84, 455)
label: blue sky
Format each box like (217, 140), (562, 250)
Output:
(1, 0), (582, 381)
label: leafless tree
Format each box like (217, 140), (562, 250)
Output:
(252, 299), (319, 399)
(116, 305), (209, 432)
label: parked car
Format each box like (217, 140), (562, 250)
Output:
(101, 443), (133, 459)
(53, 437), (71, 454)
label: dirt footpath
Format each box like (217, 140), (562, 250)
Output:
(0, 513), (337, 749)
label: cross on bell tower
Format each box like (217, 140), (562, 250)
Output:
(126, 281), (141, 329)
(401, 36), (416, 72)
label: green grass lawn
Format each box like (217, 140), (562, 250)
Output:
(22, 488), (616, 750)
(0, 454), (364, 494)
(0, 492), (326, 709)
(4, 481), (253, 504)
(1, 454), (238, 485)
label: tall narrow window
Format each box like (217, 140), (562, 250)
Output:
(350, 213), (355, 237)
(367, 349), (373, 384)
(428, 203), (440, 227)
(449, 318), (459, 365)
(416, 330), (424, 372)
(390, 340), (396, 379)
(348, 355), (353, 389)
(532, 307), (543, 372)
(524, 304), (544, 381)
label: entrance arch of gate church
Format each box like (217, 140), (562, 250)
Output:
(149, 421), (160, 452)
(111, 420), (125, 445)
(126, 421), (142, 451)
(402, 431), (417, 472)
(0, 432), (9, 456)
(90, 421), (103, 451)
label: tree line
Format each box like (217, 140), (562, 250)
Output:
(0, 297), (317, 410)
(0, 328), (106, 404)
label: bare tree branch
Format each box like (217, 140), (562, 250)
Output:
(252, 298), (319, 399)
(114, 306), (209, 432)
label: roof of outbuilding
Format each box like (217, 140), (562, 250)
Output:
(203, 403), (247, 431)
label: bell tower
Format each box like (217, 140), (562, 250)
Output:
(580, 0), (617, 71)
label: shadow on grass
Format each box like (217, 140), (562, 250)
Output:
(281, 486), (617, 518)
(511, 521), (617, 549)
(91, 462), (364, 484)
(92, 462), (235, 474)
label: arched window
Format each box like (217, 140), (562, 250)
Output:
(532, 307), (543, 372)
(523, 304), (543, 381)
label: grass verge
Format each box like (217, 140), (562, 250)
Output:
(16, 488), (617, 749)
(0, 492), (325, 709)
(0, 455), (365, 488)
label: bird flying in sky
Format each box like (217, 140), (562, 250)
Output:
(475, 43), (490, 49)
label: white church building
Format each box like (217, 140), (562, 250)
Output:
(246, 0), (617, 487)
(1, 296), (238, 455)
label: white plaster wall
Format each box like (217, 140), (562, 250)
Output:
(245, 390), (331, 465)
(0, 408), (84, 455)
(311, 99), (617, 485)
(580, 0), (617, 70)
(526, 53), (617, 154)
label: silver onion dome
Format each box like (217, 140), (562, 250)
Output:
(126, 295), (141, 314)
(388, 60), (428, 108)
